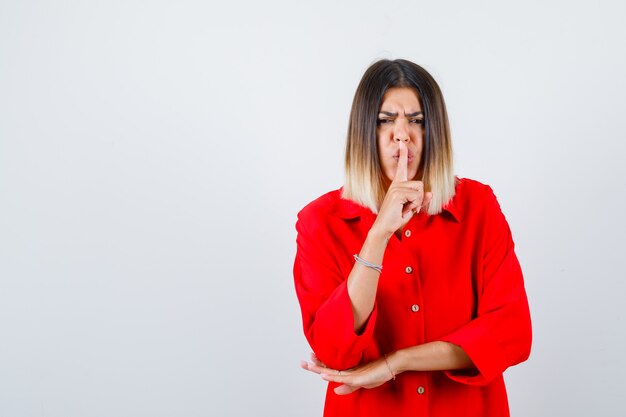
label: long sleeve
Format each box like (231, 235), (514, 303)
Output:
(439, 186), (532, 385)
(293, 207), (377, 370)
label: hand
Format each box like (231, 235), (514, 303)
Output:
(371, 141), (433, 240)
(300, 352), (396, 395)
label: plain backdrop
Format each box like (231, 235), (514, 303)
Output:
(1, 0), (625, 416)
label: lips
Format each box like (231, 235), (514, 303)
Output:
(393, 151), (415, 163)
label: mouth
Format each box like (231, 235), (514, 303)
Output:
(393, 151), (415, 163)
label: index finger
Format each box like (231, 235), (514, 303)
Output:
(320, 371), (351, 383)
(393, 141), (408, 183)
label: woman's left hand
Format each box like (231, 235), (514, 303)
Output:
(300, 352), (396, 395)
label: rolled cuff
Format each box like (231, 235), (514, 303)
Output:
(311, 281), (378, 370)
(439, 320), (509, 385)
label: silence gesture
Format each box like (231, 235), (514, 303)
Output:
(371, 141), (433, 240)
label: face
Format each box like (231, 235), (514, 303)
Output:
(376, 87), (424, 185)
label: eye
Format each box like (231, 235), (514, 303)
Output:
(410, 118), (425, 125)
(377, 118), (393, 125)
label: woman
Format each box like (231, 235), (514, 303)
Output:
(294, 59), (532, 417)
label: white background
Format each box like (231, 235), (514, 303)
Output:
(1, 1), (625, 416)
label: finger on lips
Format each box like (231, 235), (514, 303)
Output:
(394, 141), (409, 183)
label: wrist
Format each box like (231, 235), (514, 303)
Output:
(367, 225), (391, 244)
(387, 349), (408, 376)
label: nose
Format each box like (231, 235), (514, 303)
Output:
(394, 136), (410, 143)
(393, 119), (411, 143)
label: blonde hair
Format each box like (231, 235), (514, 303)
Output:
(342, 59), (456, 215)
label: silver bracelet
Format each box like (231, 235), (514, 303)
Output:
(353, 254), (383, 273)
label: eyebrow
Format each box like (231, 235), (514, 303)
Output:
(378, 111), (424, 117)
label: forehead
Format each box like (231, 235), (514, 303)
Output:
(379, 87), (421, 111)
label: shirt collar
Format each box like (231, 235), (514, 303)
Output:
(333, 189), (371, 220)
(442, 197), (461, 223)
(334, 186), (461, 223)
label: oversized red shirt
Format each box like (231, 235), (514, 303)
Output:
(294, 177), (532, 417)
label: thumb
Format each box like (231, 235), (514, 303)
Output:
(334, 384), (359, 395)
(401, 203), (417, 223)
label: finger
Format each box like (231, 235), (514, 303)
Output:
(390, 187), (420, 204)
(396, 180), (423, 191)
(395, 185), (426, 207)
(401, 205), (416, 223)
(393, 141), (408, 183)
(310, 352), (326, 368)
(320, 372), (353, 384)
(300, 360), (326, 375)
(334, 384), (360, 395)
(401, 191), (421, 211)
(419, 191), (433, 212)
(402, 198), (418, 214)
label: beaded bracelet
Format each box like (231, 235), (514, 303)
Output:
(353, 254), (383, 273)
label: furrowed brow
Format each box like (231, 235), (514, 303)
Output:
(378, 111), (423, 117)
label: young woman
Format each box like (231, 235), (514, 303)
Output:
(294, 59), (532, 416)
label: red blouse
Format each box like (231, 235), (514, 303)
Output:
(294, 177), (532, 417)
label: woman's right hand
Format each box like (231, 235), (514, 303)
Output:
(371, 141), (433, 240)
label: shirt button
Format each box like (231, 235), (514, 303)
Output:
(417, 386), (425, 395)
(404, 229), (411, 238)
(405, 266), (413, 274)
(411, 304), (420, 313)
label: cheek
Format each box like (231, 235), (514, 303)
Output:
(376, 150), (393, 179)
(383, 160), (394, 179)
(376, 138), (387, 166)
(383, 157), (398, 181)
